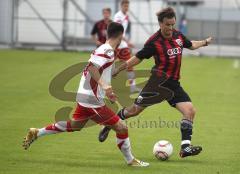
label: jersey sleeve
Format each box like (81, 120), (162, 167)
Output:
(89, 50), (114, 68)
(91, 23), (98, 35)
(136, 41), (155, 60)
(181, 34), (192, 48)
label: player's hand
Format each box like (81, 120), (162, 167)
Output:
(205, 37), (213, 46)
(103, 85), (118, 103)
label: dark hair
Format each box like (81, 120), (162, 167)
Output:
(156, 7), (176, 22)
(102, 7), (111, 13)
(107, 22), (124, 38)
(121, 0), (129, 5)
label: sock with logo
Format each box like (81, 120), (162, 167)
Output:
(180, 119), (193, 149)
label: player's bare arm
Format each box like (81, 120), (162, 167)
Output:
(113, 56), (142, 77)
(189, 36), (213, 50)
(88, 64), (117, 102)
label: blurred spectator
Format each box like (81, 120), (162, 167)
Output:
(179, 14), (187, 35)
(91, 8), (112, 47)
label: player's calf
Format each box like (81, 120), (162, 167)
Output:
(113, 120), (149, 166)
(122, 105), (144, 118)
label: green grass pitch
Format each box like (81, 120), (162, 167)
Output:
(0, 50), (240, 174)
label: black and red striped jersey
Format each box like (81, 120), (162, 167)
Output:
(136, 29), (192, 80)
(91, 20), (110, 44)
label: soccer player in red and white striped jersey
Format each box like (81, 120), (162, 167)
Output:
(114, 0), (141, 93)
(23, 22), (149, 167)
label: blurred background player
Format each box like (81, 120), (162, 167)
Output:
(179, 14), (187, 35)
(114, 0), (141, 93)
(91, 8), (112, 47)
(99, 7), (213, 158)
(22, 22), (149, 167)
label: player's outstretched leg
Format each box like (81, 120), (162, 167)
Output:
(98, 106), (144, 142)
(98, 107), (126, 142)
(176, 102), (203, 158)
(98, 107), (127, 142)
(23, 120), (84, 150)
(111, 120), (149, 167)
(98, 108), (126, 142)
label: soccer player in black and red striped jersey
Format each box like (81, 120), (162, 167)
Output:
(91, 8), (112, 47)
(99, 7), (213, 158)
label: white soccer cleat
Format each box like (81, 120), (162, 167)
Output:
(22, 128), (38, 150)
(128, 158), (150, 167)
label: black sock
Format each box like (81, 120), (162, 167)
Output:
(117, 108), (126, 120)
(181, 119), (193, 149)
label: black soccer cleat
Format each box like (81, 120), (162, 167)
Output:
(179, 145), (202, 158)
(98, 126), (111, 142)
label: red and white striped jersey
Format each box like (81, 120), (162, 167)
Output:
(114, 10), (129, 49)
(76, 43), (115, 108)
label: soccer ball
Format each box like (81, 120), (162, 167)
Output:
(153, 140), (173, 161)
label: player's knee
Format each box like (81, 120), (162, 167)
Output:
(191, 107), (196, 120)
(127, 106), (143, 117)
(115, 123), (128, 134)
(185, 107), (196, 120)
(120, 125), (128, 134)
(191, 107), (196, 117)
(133, 109), (142, 116)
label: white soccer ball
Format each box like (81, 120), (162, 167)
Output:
(153, 140), (173, 161)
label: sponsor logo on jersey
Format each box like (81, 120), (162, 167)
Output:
(176, 39), (183, 46)
(167, 47), (182, 58)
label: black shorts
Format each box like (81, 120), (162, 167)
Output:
(134, 73), (191, 107)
